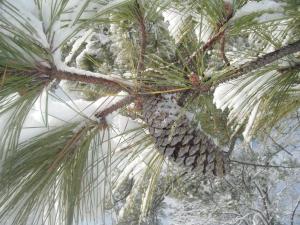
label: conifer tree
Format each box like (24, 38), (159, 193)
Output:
(0, 0), (299, 224)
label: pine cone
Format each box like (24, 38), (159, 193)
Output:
(142, 94), (228, 176)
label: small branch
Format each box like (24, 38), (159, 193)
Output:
(291, 200), (300, 225)
(227, 135), (237, 156)
(250, 208), (270, 225)
(37, 66), (133, 93)
(136, 0), (147, 93)
(187, 2), (233, 66)
(220, 34), (230, 66)
(269, 135), (293, 156)
(95, 95), (135, 118)
(254, 182), (271, 223)
(230, 160), (300, 169)
(215, 40), (300, 85)
(187, 28), (226, 65)
(136, 6), (147, 75)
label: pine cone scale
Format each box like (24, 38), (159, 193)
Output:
(142, 95), (228, 176)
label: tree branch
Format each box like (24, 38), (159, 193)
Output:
(230, 160), (300, 169)
(254, 182), (271, 223)
(187, 2), (233, 66)
(220, 34), (230, 66)
(187, 28), (226, 65)
(291, 200), (300, 225)
(95, 95), (135, 118)
(37, 66), (133, 93)
(214, 40), (300, 85)
(136, 4), (147, 75)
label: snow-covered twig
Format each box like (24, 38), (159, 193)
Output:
(95, 95), (135, 118)
(230, 160), (300, 169)
(214, 40), (300, 85)
(38, 66), (134, 92)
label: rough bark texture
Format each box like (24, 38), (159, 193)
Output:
(142, 94), (228, 176)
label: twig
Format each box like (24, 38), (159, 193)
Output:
(269, 135), (293, 156)
(95, 95), (135, 118)
(220, 34), (230, 66)
(250, 208), (270, 225)
(215, 40), (300, 85)
(164, 171), (188, 196)
(230, 160), (300, 169)
(187, 2), (233, 66)
(38, 66), (132, 93)
(1, 65), (7, 86)
(136, 4), (147, 75)
(187, 28), (226, 65)
(291, 200), (300, 225)
(136, 0), (147, 93)
(254, 182), (271, 223)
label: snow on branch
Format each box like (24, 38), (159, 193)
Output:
(214, 39), (300, 85)
(233, 0), (284, 20)
(37, 65), (134, 92)
(213, 40), (300, 141)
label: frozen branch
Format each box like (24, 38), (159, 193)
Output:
(230, 160), (300, 169)
(214, 40), (300, 85)
(187, 28), (226, 65)
(95, 95), (135, 118)
(136, 3), (147, 76)
(291, 200), (300, 225)
(254, 182), (271, 223)
(37, 66), (134, 92)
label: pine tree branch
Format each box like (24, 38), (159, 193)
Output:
(187, 28), (226, 66)
(187, 2), (233, 66)
(291, 199), (300, 225)
(95, 95), (135, 118)
(135, 0), (147, 94)
(230, 160), (300, 169)
(214, 40), (300, 85)
(136, 3), (147, 75)
(36, 66), (134, 93)
(254, 182), (271, 223)
(220, 34), (230, 66)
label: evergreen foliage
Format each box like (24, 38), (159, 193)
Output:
(0, 0), (300, 224)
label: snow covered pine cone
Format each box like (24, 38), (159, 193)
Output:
(142, 94), (228, 177)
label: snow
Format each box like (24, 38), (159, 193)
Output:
(256, 12), (285, 23)
(56, 64), (134, 87)
(233, 0), (285, 20)
(65, 29), (94, 64)
(0, 0), (49, 49)
(0, 86), (128, 142)
(242, 100), (260, 142)
(213, 71), (277, 140)
(162, 8), (188, 43)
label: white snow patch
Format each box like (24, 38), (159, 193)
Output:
(65, 29), (94, 64)
(256, 12), (285, 23)
(243, 100), (260, 141)
(213, 71), (277, 141)
(233, 0), (284, 19)
(162, 8), (188, 43)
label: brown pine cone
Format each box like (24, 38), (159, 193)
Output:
(142, 94), (228, 176)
